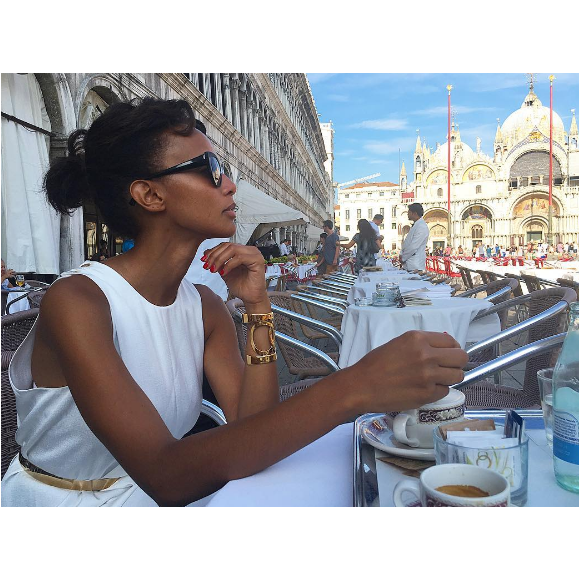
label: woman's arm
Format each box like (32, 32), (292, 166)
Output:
(34, 275), (467, 507)
(195, 285), (278, 422)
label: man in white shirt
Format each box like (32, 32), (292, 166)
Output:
(370, 214), (384, 259)
(401, 203), (429, 272)
(279, 238), (291, 256)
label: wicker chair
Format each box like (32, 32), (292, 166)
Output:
(453, 333), (566, 409)
(557, 277), (579, 301)
(226, 297), (339, 382)
(1, 290), (7, 316)
(459, 288), (575, 408)
(521, 273), (545, 293)
(1, 309), (39, 478)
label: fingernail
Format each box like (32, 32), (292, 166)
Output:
(443, 331), (448, 334)
(210, 265), (216, 273)
(220, 269), (225, 276)
(203, 263), (209, 270)
(201, 255), (207, 262)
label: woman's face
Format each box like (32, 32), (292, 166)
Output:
(148, 129), (237, 239)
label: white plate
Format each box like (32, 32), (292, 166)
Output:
(361, 415), (436, 460)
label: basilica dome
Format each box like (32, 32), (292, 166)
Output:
(501, 89), (565, 143)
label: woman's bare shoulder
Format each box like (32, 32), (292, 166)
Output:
(40, 274), (110, 324)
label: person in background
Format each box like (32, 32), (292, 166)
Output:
(556, 241), (564, 255)
(284, 253), (299, 268)
(279, 238), (291, 257)
(370, 214), (384, 259)
(485, 245), (492, 258)
(321, 220), (340, 274)
(1, 259), (16, 288)
(494, 243), (500, 256)
(401, 203), (429, 272)
(91, 240), (110, 262)
(339, 219), (379, 274)
(315, 233), (327, 276)
(500, 246), (507, 258)
(477, 243), (485, 258)
(444, 245), (452, 257)
(457, 245), (464, 257)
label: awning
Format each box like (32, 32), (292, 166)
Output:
(233, 180), (309, 245)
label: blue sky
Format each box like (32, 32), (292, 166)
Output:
(307, 73), (579, 188)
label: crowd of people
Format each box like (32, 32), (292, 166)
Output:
(428, 240), (578, 261)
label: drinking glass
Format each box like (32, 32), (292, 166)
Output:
(15, 275), (25, 287)
(374, 282), (401, 306)
(536, 368), (554, 448)
(434, 426), (529, 507)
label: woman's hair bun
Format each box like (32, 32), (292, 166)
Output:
(44, 129), (91, 215)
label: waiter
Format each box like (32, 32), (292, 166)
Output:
(401, 203), (429, 271)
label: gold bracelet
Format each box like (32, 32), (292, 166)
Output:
(241, 312), (277, 365)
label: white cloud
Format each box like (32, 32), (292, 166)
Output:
(363, 137), (416, 156)
(350, 118), (408, 130)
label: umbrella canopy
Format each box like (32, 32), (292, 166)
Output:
(233, 180), (309, 245)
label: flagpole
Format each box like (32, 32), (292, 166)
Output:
(548, 75), (554, 247)
(447, 84), (453, 247)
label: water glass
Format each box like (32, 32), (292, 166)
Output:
(15, 274), (25, 287)
(374, 282), (401, 306)
(536, 368), (554, 448)
(433, 426), (529, 507)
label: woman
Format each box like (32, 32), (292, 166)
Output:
(1, 99), (467, 507)
(340, 219), (379, 273)
(456, 245), (463, 257)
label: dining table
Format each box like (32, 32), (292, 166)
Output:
(338, 297), (498, 368)
(4, 288), (31, 314)
(347, 279), (453, 305)
(202, 412), (578, 507)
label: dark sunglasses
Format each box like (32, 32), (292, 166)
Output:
(129, 152), (228, 206)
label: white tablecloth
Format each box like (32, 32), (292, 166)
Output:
(358, 271), (421, 284)
(339, 297), (496, 368)
(206, 424), (353, 507)
(376, 258), (398, 271)
(347, 280), (453, 305)
(5, 290), (30, 313)
(265, 265), (282, 277)
(297, 263), (317, 280)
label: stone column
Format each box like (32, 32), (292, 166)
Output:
(239, 77), (247, 138)
(246, 90), (254, 146)
(222, 74), (232, 123)
(203, 73), (211, 99)
(230, 75), (241, 132)
(213, 74), (223, 113)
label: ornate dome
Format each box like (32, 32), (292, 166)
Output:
(500, 89), (565, 144)
(432, 138), (474, 165)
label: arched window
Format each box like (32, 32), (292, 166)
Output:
(472, 225), (483, 239)
(416, 156), (421, 171)
(476, 185), (482, 194)
(437, 188), (443, 197)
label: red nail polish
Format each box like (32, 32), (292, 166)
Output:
(220, 269), (225, 276)
(201, 255), (207, 262)
(203, 263), (209, 270)
(210, 265), (216, 273)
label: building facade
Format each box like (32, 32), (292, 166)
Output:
(336, 181), (401, 249)
(408, 82), (578, 251)
(1, 73), (334, 275)
(335, 82), (578, 255)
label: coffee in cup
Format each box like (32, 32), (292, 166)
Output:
(393, 464), (510, 507)
(384, 388), (465, 448)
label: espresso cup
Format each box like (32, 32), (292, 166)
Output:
(393, 464), (510, 507)
(383, 388), (465, 448)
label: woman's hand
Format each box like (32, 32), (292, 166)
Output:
(202, 242), (268, 305)
(1, 268), (15, 283)
(342, 330), (469, 414)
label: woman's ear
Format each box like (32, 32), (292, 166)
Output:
(129, 180), (166, 213)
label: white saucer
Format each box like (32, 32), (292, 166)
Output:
(361, 415), (436, 460)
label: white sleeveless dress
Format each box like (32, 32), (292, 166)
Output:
(1, 261), (205, 507)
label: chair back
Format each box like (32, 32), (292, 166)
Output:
(485, 278), (518, 328)
(521, 274), (544, 293)
(505, 274), (524, 297)
(557, 278), (579, 301)
(1, 308), (40, 478)
(1, 290), (7, 316)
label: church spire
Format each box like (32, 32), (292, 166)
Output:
(415, 131), (422, 153)
(400, 161), (407, 176)
(570, 109), (578, 136)
(495, 118), (503, 142)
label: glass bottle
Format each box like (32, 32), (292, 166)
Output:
(552, 302), (579, 493)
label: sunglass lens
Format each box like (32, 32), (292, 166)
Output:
(208, 155), (222, 187)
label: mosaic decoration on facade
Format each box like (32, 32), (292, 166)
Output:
(426, 170), (447, 186)
(513, 196), (559, 218)
(462, 205), (493, 221)
(462, 164), (495, 182)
